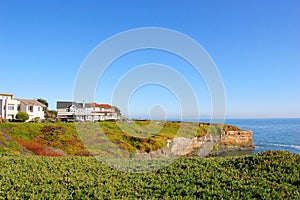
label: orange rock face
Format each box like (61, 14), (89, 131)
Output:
(219, 130), (254, 148)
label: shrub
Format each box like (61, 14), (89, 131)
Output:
(16, 112), (29, 122)
(0, 117), (8, 123)
(32, 117), (40, 123)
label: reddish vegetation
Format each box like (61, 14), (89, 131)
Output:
(40, 126), (66, 135)
(74, 150), (92, 156)
(16, 139), (64, 157)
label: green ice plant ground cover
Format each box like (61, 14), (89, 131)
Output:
(0, 151), (299, 199)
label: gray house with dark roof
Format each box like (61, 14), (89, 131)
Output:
(56, 101), (118, 122)
(57, 101), (85, 122)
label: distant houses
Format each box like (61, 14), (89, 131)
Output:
(56, 101), (119, 122)
(0, 92), (120, 122)
(0, 93), (46, 122)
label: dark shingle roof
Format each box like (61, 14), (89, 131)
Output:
(57, 101), (82, 109)
(56, 101), (92, 109)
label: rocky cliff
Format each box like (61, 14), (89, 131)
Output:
(208, 130), (255, 156)
(168, 130), (254, 157)
(136, 129), (254, 158)
(219, 130), (254, 149)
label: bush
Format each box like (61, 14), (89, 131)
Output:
(16, 112), (29, 122)
(32, 117), (40, 123)
(0, 151), (298, 198)
(0, 117), (8, 123)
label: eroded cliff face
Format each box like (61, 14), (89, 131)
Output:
(169, 137), (204, 156)
(208, 130), (255, 156)
(137, 130), (254, 158)
(169, 130), (254, 156)
(219, 130), (254, 148)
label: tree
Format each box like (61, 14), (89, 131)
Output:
(16, 112), (29, 122)
(114, 106), (121, 116)
(45, 110), (57, 119)
(37, 99), (57, 120)
(37, 98), (48, 109)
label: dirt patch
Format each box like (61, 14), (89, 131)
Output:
(2, 131), (13, 142)
(0, 140), (8, 148)
(0, 131), (12, 148)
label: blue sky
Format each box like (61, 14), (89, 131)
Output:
(0, 0), (299, 118)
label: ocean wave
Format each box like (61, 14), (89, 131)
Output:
(268, 143), (300, 150)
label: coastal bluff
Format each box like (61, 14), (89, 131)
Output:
(170, 130), (254, 156)
(0, 121), (254, 157)
(137, 129), (254, 158)
(219, 130), (254, 150)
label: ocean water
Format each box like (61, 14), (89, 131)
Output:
(169, 118), (300, 155)
(224, 118), (300, 154)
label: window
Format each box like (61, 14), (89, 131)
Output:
(8, 105), (14, 110)
(38, 107), (40, 111)
(28, 106), (33, 112)
(67, 107), (76, 112)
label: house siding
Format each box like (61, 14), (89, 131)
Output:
(0, 94), (19, 120)
(57, 101), (119, 122)
(0, 93), (46, 122)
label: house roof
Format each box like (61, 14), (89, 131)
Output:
(0, 93), (14, 98)
(57, 101), (82, 109)
(91, 102), (113, 108)
(56, 101), (93, 109)
(100, 104), (113, 108)
(57, 101), (113, 109)
(16, 99), (46, 107)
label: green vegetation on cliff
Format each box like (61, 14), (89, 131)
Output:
(0, 151), (299, 199)
(0, 121), (240, 156)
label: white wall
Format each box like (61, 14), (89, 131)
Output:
(25, 105), (45, 121)
(5, 99), (20, 120)
(0, 95), (14, 119)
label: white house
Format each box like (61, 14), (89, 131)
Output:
(16, 99), (46, 121)
(0, 93), (19, 120)
(56, 101), (119, 122)
(0, 93), (46, 122)
(90, 102), (118, 121)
